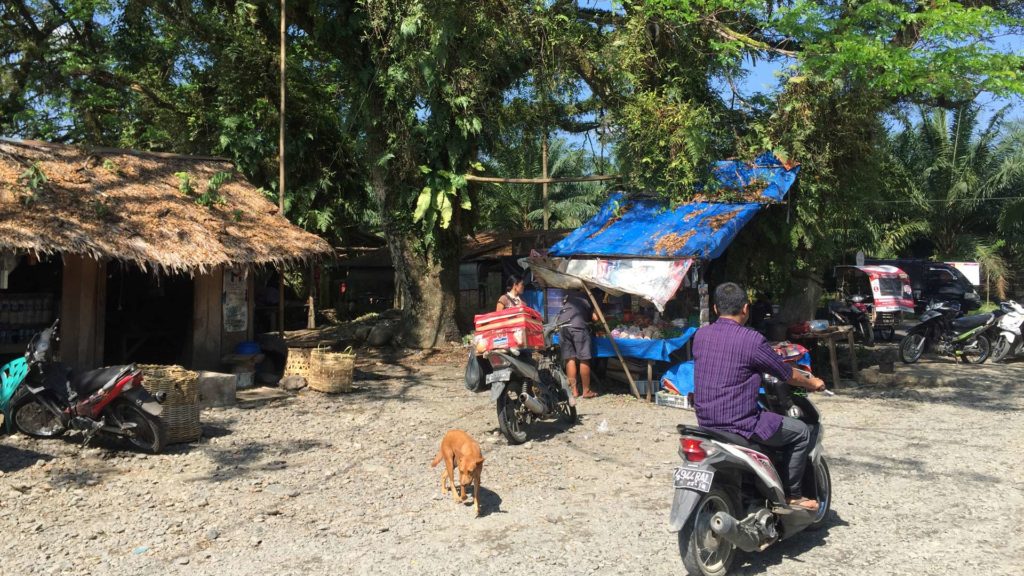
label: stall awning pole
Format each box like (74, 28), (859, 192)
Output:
(580, 281), (641, 400)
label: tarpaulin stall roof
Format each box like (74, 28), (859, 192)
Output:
(549, 153), (800, 260)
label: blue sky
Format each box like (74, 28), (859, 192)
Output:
(568, 0), (1023, 156)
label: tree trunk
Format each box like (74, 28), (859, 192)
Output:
(775, 269), (825, 324)
(369, 150), (461, 349)
(384, 225), (461, 348)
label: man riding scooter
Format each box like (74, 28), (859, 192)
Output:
(692, 283), (827, 511)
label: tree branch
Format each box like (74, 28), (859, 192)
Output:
(66, 68), (179, 112)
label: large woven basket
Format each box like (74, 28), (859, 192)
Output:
(308, 347), (355, 394)
(284, 348), (314, 378)
(139, 364), (201, 444)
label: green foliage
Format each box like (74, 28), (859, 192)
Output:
(883, 104), (1024, 296)
(174, 172), (194, 197)
(17, 162), (48, 204)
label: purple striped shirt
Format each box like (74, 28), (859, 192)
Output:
(692, 318), (793, 440)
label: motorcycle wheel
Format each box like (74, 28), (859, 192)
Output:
(898, 333), (926, 364)
(541, 368), (577, 425)
(109, 400), (167, 454)
(962, 334), (991, 365)
(878, 326), (896, 342)
(496, 384), (528, 445)
(807, 457), (833, 530)
(859, 318), (875, 346)
(10, 388), (66, 439)
(678, 487), (737, 576)
(990, 336), (1011, 363)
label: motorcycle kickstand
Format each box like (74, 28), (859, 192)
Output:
(80, 418), (106, 448)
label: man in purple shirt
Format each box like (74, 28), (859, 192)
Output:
(693, 282), (826, 511)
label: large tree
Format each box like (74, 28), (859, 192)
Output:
(553, 1), (1024, 320)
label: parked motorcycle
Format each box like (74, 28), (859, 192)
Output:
(898, 300), (995, 364)
(827, 295), (874, 345)
(670, 347), (831, 576)
(483, 315), (576, 445)
(989, 300), (1024, 363)
(6, 319), (168, 453)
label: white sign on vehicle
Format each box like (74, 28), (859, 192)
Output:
(946, 262), (981, 286)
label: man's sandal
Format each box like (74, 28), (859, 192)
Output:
(786, 497), (819, 511)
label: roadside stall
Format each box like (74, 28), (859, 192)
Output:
(525, 152), (801, 401)
(834, 265), (915, 341)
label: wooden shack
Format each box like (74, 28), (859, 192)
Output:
(0, 139), (331, 371)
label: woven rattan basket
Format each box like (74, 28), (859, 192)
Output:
(284, 348), (314, 378)
(308, 347), (355, 393)
(139, 364), (201, 444)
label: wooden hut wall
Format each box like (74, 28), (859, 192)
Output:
(60, 255), (106, 370)
(192, 265), (255, 370)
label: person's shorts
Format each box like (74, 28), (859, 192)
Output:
(560, 327), (592, 361)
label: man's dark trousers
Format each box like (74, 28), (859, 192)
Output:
(754, 416), (814, 497)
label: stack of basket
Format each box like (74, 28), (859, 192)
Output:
(308, 346), (355, 394)
(138, 364), (202, 444)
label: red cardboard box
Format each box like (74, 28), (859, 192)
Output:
(473, 306), (544, 353)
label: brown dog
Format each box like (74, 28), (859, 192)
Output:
(430, 429), (484, 516)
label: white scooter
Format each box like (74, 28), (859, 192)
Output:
(990, 300), (1024, 363)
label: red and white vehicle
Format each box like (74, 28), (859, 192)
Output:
(7, 320), (167, 453)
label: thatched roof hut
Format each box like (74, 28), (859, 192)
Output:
(0, 139), (331, 272)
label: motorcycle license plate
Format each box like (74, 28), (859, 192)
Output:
(673, 467), (714, 492)
(486, 368), (511, 384)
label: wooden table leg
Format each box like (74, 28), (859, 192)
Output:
(646, 361), (653, 402)
(846, 330), (859, 382)
(826, 336), (841, 389)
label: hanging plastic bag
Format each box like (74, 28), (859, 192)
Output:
(464, 348), (492, 392)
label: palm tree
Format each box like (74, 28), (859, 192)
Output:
(887, 105), (1024, 298)
(477, 135), (610, 232)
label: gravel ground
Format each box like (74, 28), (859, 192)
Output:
(1, 349), (1022, 576)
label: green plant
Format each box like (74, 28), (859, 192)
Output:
(17, 162), (47, 204)
(102, 158), (121, 175)
(174, 171), (194, 196)
(175, 170), (231, 207)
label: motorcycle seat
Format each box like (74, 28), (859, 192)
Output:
(952, 313), (992, 332)
(677, 424), (758, 450)
(71, 366), (128, 395)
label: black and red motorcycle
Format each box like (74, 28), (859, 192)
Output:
(7, 320), (168, 453)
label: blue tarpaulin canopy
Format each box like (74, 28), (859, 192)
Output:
(549, 153), (800, 260)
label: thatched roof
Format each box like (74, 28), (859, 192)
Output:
(0, 139), (331, 273)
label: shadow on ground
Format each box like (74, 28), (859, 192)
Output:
(731, 511), (850, 575)
(0, 443), (53, 473)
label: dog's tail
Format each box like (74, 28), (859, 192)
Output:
(430, 450), (443, 468)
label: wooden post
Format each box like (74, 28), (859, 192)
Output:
(826, 336), (840, 389)
(278, 0), (287, 338)
(580, 282), (641, 399)
(306, 267), (316, 329)
(845, 328), (858, 384)
(646, 360), (654, 402)
(541, 132), (549, 230)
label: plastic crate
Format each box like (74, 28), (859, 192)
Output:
(473, 306), (544, 353)
(634, 380), (659, 395)
(656, 391), (693, 410)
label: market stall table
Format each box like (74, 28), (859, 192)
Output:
(558, 328), (697, 401)
(788, 325), (858, 388)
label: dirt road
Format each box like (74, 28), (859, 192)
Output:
(2, 350), (1022, 575)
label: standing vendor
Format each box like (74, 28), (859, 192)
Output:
(558, 291), (599, 399)
(496, 275), (525, 311)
